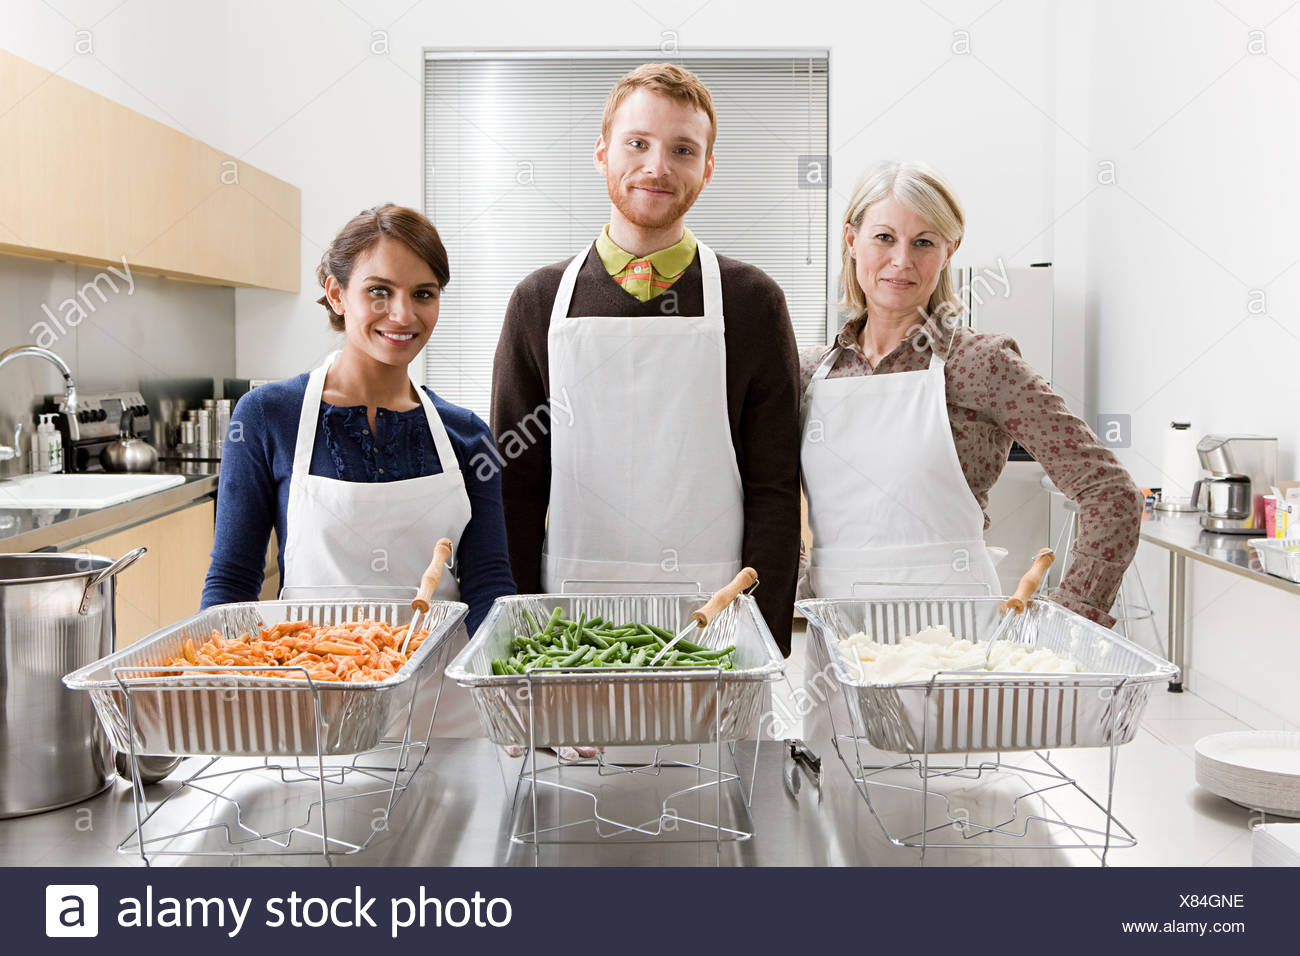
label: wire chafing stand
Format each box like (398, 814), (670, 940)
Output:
(797, 594), (1179, 865)
(448, 586), (785, 849)
(63, 590), (467, 865)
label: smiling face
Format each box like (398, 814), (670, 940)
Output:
(324, 237), (441, 370)
(595, 87), (714, 239)
(846, 194), (956, 324)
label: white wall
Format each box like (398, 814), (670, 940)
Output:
(1078, 0), (1300, 482)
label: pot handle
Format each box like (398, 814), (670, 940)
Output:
(79, 546), (147, 615)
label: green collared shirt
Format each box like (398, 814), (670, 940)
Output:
(594, 225), (698, 301)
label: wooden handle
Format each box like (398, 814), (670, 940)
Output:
(691, 567), (758, 627)
(411, 537), (454, 613)
(1000, 548), (1054, 615)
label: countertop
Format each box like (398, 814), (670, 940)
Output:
(0, 462), (219, 553)
(1140, 509), (1300, 596)
(0, 738), (1105, 867)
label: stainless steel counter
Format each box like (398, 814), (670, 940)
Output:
(1139, 510), (1300, 690)
(0, 738), (1105, 867)
(0, 469), (218, 553)
(1140, 510), (1300, 597)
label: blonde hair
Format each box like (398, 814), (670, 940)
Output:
(602, 62), (717, 155)
(841, 161), (964, 321)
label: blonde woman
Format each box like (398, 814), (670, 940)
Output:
(799, 161), (1142, 626)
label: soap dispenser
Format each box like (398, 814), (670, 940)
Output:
(34, 414), (63, 474)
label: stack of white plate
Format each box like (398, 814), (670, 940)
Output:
(1195, 731), (1300, 818)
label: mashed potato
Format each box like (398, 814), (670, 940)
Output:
(837, 624), (1080, 683)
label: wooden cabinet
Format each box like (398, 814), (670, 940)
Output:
(0, 50), (300, 291)
(77, 498), (216, 649)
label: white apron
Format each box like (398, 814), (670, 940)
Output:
(541, 241), (745, 594)
(800, 346), (1000, 600)
(281, 351), (480, 736)
(798, 344), (1001, 752)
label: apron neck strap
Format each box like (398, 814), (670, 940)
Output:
(697, 241), (722, 317)
(800, 345), (842, 434)
(551, 237), (722, 322)
(292, 350), (459, 478)
(412, 384), (459, 476)
(294, 352), (337, 476)
(811, 343), (943, 382)
(810, 345), (842, 384)
(550, 244), (592, 326)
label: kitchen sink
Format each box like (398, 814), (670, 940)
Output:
(0, 473), (185, 510)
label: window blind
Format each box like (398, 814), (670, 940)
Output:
(423, 52), (830, 418)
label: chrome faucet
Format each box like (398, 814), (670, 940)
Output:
(0, 345), (78, 463)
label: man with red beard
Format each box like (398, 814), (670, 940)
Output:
(490, 62), (800, 655)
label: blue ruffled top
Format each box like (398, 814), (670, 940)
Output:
(201, 374), (516, 633)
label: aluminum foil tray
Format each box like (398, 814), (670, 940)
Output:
(63, 598), (467, 757)
(1248, 538), (1300, 584)
(797, 596), (1178, 754)
(446, 593), (784, 747)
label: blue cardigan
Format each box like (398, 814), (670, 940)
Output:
(200, 374), (516, 632)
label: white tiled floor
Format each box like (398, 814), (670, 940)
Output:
(782, 620), (1276, 866)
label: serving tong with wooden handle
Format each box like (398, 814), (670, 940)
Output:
(958, 547), (1055, 672)
(400, 537), (454, 655)
(649, 566), (758, 665)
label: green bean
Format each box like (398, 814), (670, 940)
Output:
(502, 607), (740, 672)
(673, 638), (709, 654)
(559, 646), (589, 667)
(678, 656), (725, 668)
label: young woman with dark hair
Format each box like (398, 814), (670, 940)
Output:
(202, 205), (515, 735)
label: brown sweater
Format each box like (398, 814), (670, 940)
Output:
(491, 245), (802, 654)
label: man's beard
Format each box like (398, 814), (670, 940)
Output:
(607, 175), (703, 231)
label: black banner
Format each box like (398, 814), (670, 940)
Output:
(6, 866), (1292, 953)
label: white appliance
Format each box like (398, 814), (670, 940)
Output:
(955, 264), (1068, 592)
